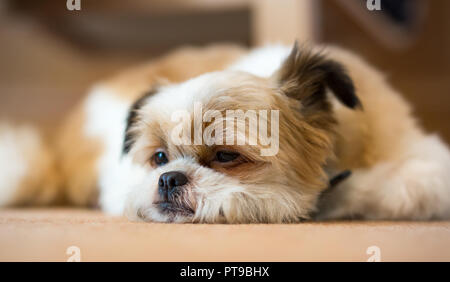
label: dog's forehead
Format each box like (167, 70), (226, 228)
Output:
(134, 69), (278, 157)
(144, 70), (268, 115)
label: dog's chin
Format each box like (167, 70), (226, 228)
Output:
(136, 205), (195, 223)
(125, 194), (195, 223)
(154, 200), (195, 217)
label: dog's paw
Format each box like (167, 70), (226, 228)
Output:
(317, 135), (450, 220)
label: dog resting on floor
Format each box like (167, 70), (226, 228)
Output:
(1, 42), (450, 223)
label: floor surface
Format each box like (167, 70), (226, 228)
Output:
(0, 208), (449, 261)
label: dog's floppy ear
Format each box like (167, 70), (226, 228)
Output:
(274, 42), (361, 111)
(123, 89), (157, 154)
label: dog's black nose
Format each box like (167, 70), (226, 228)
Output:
(158, 171), (188, 200)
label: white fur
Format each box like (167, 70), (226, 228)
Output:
(229, 44), (290, 77)
(148, 71), (263, 115)
(84, 86), (147, 214)
(0, 123), (40, 205)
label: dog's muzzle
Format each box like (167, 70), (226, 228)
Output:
(154, 171), (194, 216)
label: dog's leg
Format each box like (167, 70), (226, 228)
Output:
(317, 135), (450, 220)
(0, 123), (60, 206)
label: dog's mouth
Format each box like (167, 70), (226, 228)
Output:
(154, 200), (194, 216)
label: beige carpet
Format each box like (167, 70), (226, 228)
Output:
(0, 208), (449, 261)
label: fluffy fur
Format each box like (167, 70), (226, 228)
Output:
(1, 43), (450, 223)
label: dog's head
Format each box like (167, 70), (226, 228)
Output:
(123, 44), (360, 223)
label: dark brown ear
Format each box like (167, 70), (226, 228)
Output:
(123, 88), (157, 154)
(275, 42), (361, 111)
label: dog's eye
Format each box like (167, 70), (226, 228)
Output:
(215, 151), (240, 163)
(152, 151), (169, 166)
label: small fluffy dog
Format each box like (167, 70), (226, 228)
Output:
(1, 43), (450, 223)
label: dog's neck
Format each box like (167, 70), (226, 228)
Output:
(305, 169), (352, 221)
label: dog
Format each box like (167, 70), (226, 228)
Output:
(1, 42), (450, 223)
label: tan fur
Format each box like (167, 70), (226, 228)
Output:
(327, 48), (422, 169)
(54, 103), (102, 206)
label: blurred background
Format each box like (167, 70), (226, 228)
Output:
(0, 0), (449, 141)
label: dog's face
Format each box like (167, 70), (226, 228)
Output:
(123, 44), (360, 223)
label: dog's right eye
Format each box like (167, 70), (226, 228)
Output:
(215, 151), (240, 163)
(152, 151), (169, 166)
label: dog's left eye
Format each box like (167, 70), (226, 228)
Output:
(215, 151), (240, 163)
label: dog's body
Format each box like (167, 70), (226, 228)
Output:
(1, 43), (450, 222)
